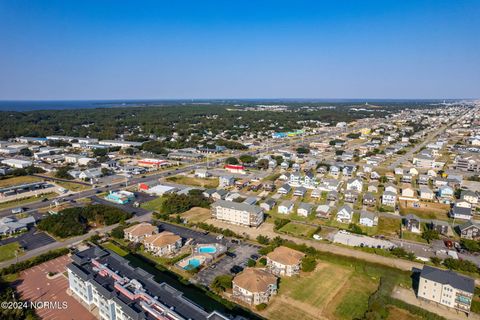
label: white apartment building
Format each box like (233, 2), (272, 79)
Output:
(211, 200), (264, 227)
(418, 266), (474, 314)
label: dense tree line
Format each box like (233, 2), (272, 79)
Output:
(0, 102), (419, 140)
(38, 205), (131, 238)
(158, 190), (211, 215)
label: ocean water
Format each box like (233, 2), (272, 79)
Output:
(0, 99), (454, 112)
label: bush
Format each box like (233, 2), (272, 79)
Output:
(159, 192), (211, 215)
(258, 257), (267, 266)
(247, 259), (256, 267)
(211, 275), (233, 293)
(256, 235), (270, 245)
(301, 255), (317, 272)
(255, 303), (268, 311)
(273, 218), (290, 230)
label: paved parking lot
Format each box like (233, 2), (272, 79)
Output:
(0, 228), (55, 251)
(15, 255), (96, 320)
(196, 243), (259, 287)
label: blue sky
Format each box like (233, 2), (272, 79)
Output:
(0, 0), (479, 100)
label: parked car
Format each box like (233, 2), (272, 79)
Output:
(250, 254), (259, 261)
(225, 252), (237, 258)
(230, 265), (243, 274)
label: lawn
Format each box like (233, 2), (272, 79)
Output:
(102, 241), (129, 256)
(386, 306), (421, 320)
(166, 175), (218, 188)
(141, 196), (164, 212)
(0, 175), (42, 188)
(181, 207), (211, 223)
(0, 192), (58, 210)
(279, 222), (318, 238)
(377, 216), (401, 236)
(264, 262), (379, 320)
(0, 242), (22, 262)
(399, 201), (450, 221)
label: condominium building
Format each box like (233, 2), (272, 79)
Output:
(266, 246), (305, 277)
(67, 246), (227, 320)
(123, 223), (157, 243)
(211, 200), (264, 227)
(417, 266), (474, 314)
(232, 268), (277, 305)
(143, 231), (182, 257)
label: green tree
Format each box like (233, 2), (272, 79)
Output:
(239, 154), (256, 163)
(211, 275), (233, 293)
(301, 256), (317, 272)
(225, 157), (239, 165)
(421, 229), (439, 243)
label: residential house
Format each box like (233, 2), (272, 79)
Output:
(232, 268), (278, 305)
(403, 214), (421, 233)
(278, 201), (294, 214)
(344, 190), (359, 203)
(124, 223), (157, 243)
(327, 190), (339, 201)
(219, 175), (235, 188)
(401, 185), (416, 199)
(212, 189), (228, 201)
(277, 184), (292, 195)
(359, 211), (378, 227)
(430, 221), (449, 235)
(346, 178), (363, 191)
(462, 191), (479, 208)
(310, 188), (322, 198)
(419, 186), (435, 201)
(297, 202), (313, 217)
(385, 184), (398, 194)
(143, 231), (182, 256)
(195, 169), (211, 178)
(382, 191), (397, 207)
(418, 174), (430, 185)
(363, 192), (376, 207)
(293, 187), (307, 197)
(368, 184), (378, 193)
(316, 205), (331, 219)
(266, 246), (305, 277)
(336, 205), (353, 223)
(438, 185), (454, 201)
(450, 204), (472, 220)
(458, 221), (480, 240)
(260, 199), (276, 212)
(401, 174), (413, 183)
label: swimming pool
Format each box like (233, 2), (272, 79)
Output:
(183, 258), (201, 270)
(198, 246), (217, 254)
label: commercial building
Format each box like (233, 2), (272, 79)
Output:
(211, 200), (264, 227)
(67, 246), (228, 320)
(417, 266), (474, 314)
(105, 190), (136, 204)
(1, 158), (32, 169)
(99, 140), (144, 148)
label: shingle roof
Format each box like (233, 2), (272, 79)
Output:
(267, 246), (305, 266)
(233, 268), (277, 293)
(420, 265), (474, 293)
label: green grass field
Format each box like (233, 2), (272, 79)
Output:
(279, 222), (317, 238)
(0, 176), (42, 188)
(166, 176), (218, 188)
(102, 241), (129, 256)
(141, 197), (164, 212)
(0, 242), (22, 262)
(264, 262), (379, 320)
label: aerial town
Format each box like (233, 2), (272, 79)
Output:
(0, 100), (479, 320)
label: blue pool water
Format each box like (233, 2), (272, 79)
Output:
(183, 258), (201, 270)
(198, 246), (217, 254)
